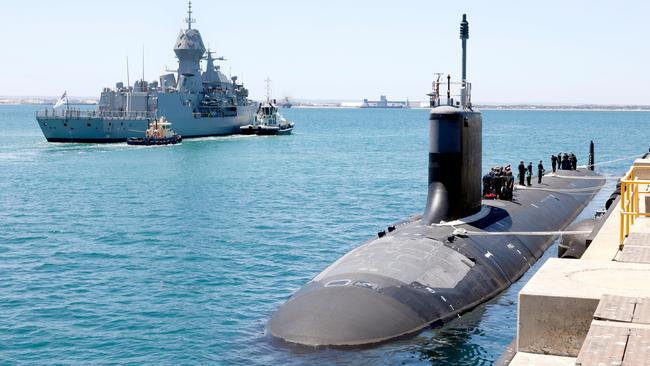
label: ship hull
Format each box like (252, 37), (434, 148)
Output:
(36, 104), (256, 143)
(267, 169), (605, 347)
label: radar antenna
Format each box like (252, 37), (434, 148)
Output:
(205, 49), (226, 61)
(185, 1), (196, 29)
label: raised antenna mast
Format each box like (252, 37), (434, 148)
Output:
(126, 56), (131, 113)
(459, 14), (471, 107)
(265, 78), (272, 102)
(185, 1), (195, 29)
(126, 56), (130, 88)
(460, 14), (469, 82)
(142, 45), (145, 82)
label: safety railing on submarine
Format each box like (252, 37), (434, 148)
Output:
(428, 81), (472, 108)
(619, 165), (650, 245)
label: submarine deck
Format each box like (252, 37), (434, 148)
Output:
(268, 168), (604, 347)
(509, 157), (650, 365)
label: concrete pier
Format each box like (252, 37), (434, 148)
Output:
(509, 156), (650, 365)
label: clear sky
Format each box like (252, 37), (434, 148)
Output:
(1, 0), (649, 104)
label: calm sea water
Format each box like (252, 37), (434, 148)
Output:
(1, 105), (648, 365)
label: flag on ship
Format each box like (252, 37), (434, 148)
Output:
(53, 91), (68, 109)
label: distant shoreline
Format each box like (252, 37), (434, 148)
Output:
(476, 106), (650, 112)
(2, 98), (650, 112)
(292, 105), (650, 112)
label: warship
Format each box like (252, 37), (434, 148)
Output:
(267, 15), (605, 347)
(36, 2), (256, 143)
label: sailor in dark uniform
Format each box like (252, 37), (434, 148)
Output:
(483, 170), (492, 196)
(518, 161), (526, 186)
(506, 171), (515, 199)
(570, 153), (577, 170)
(527, 162), (533, 186)
(538, 160), (544, 184)
(551, 155), (557, 173)
(494, 169), (503, 199)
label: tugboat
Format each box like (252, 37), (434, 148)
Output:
(126, 117), (182, 145)
(240, 79), (294, 136)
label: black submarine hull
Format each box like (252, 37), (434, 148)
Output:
(267, 169), (604, 346)
(268, 14), (605, 348)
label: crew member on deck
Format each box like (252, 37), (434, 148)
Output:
(494, 168), (503, 199)
(527, 162), (533, 186)
(503, 171), (514, 200)
(483, 173), (492, 197)
(551, 155), (557, 173)
(518, 161), (526, 186)
(562, 153), (570, 170)
(571, 153), (577, 170)
(538, 160), (544, 184)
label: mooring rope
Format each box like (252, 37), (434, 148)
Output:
(451, 228), (591, 237)
(517, 185), (602, 192)
(578, 153), (645, 168)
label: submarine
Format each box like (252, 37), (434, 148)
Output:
(267, 14), (605, 347)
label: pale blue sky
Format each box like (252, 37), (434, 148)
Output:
(1, 1), (649, 104)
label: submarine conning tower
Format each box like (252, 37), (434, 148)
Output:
(422, 14), (482, 225)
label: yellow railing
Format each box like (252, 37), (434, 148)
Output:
(620, 165), (650, 245)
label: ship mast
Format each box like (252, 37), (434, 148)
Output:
(265, 78), (272, 103)
(185, 1), (195, 30)
(460, 14), (470, 107)
(460, 14), (469, 82)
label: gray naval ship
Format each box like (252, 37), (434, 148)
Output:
(267, 15), (606, 347)
(36, 2), (256, 143)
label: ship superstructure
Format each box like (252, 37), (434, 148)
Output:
(36, 2), (256, 142)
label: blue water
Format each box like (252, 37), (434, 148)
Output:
(1, 105), (648, 365)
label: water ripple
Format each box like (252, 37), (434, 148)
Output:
(1, 105), (647, 364)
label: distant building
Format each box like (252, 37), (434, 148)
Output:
(360, 95), (409, 108)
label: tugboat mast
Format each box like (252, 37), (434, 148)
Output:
(265, 78), (272, 103)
